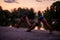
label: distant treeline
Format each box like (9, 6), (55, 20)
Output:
(0, 6), (42, 27)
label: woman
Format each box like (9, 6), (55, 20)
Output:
(26, 11), (53, 34)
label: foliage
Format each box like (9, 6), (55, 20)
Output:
(0, 9), (11, 26)
(44, 1), (60, 31)
(0, 6), (36, 28)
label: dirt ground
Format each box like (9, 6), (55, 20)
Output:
(0, 26), (60, 40)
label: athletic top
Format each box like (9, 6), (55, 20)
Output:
(38, 15), (44, 21)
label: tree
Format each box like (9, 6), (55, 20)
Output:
(44, 1), (60, 31)
(50, 1), (60, 31)
(44, 7), (52, 30)
(0, 10), (11, 26)
(11, 8), (18, 27)
(28, 8), (35, 20)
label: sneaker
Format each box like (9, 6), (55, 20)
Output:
(26, 30), (31, 32)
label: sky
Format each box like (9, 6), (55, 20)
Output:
(0, 0), (59, 12)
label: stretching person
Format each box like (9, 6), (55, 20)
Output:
(26, 11), (53, 33)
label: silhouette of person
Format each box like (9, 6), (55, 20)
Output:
(26, 11), (53, 34)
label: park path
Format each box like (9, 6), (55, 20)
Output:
(0, 26), (60, 40)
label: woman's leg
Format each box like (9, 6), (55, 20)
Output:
(16, 18), (22, 28)
(41, 18), (53, 34)
(25, 16), (32, 28)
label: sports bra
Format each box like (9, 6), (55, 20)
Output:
(38, 16), (44, 21)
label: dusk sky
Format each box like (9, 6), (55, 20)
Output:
(0, 0), (59, 12)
